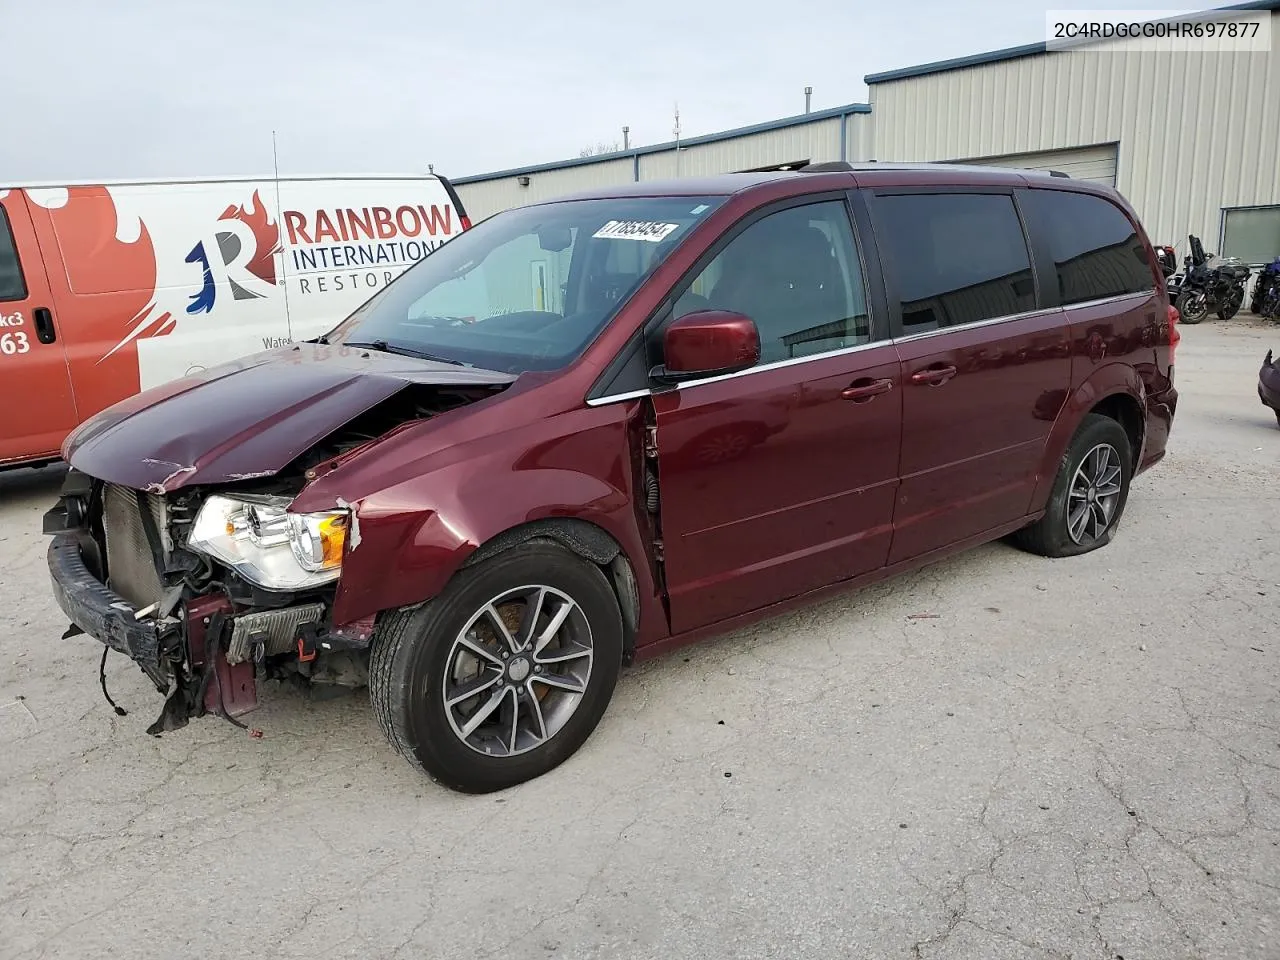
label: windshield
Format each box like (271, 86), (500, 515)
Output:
(335, 196), (726, 373)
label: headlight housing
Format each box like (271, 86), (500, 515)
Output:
(187, 494), (348, 590)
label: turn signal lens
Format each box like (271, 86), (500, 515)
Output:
(1167, 303), (1181, 362)
(288, 512), (348, 571)
(318, 515), (347, 567)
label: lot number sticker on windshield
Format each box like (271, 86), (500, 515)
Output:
(593, 220), (681, 243)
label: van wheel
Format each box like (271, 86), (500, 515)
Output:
(1013, 413), (1133, 558)
(369, 541), (623, 793)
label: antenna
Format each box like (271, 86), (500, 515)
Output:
(673, 103), (681, 177)
(271, 129), (293, 340)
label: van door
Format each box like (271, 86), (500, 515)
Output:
(867, 189), (1071, 563)
(0, 192), (79, 465)
(652, 197), (902, 633)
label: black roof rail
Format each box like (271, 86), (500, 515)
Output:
(736, 159), (812, 172)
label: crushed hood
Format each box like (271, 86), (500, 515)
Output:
(64, 343), (515, 492)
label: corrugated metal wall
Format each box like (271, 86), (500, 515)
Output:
(458, 158), (635, 223)
(953, 143), (1118, 184)
(455, 113), (873, 222)
(869, 11), (1280, 248)
(639, 117), (848, 178)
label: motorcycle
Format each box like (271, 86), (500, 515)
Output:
(1167, 234), (1252, 324)
(1249, 256), (1280, 319)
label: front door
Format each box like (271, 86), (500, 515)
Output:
(867, 190), (1071, 564)
(0, 192), (79, 465)
(653, 198), (903, 634)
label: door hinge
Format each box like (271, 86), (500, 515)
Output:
(644, 425), (658, 459)
(653, 539), (664, 563)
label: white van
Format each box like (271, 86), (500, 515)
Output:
(0, 174), (469, 467)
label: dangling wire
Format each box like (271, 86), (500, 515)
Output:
(98, 647), (128, 717)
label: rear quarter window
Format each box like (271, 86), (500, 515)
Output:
(1024, 190), (1155, 305)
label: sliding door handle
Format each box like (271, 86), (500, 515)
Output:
(909, 364), (957, 386)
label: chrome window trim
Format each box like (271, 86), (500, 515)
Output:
(1059, 289), (1156, 311)
(585, 388), (650, 407)
(891, 306), (1060, 344)
(584, 336), (886, 406)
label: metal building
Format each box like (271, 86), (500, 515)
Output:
(453, 103), (873, 222)
(867, 2), (1280, 261)
(455, 1), (1279, 263)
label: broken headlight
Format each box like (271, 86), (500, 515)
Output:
(187, 494), (348, 590)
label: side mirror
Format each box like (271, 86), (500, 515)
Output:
(654, 310), (760, 383)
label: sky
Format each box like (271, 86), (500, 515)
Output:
(0, 0), (1226, 183)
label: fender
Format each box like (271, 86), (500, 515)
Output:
(1027, 362), (1146, 513)
(293, 409), (666, 641)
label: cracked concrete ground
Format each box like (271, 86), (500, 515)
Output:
(1, 320), (1277, 960)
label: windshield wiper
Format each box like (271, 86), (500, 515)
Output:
(345, 339), (467, 366)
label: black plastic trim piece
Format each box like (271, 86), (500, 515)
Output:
(47, 534), (176, 682)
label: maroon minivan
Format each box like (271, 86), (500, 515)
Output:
(45, 164), (1179, 792)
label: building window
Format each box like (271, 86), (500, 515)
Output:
(1022, 189), (1154, 306)
(1222, 206), (1280, 265)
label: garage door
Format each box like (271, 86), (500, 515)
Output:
(952, 144), (1118, 185)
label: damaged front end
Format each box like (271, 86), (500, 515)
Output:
(44, 469), (372, 734)
(44, 374), (510, 735)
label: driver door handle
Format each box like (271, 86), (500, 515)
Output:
(33, 307), (57, 345)
(841, 377), (894, 402)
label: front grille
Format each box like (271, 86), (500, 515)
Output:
(103, 484), (166, 607)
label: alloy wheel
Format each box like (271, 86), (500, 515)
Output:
(442, 585), (593, 756)
(1066, 443), (1123, 545)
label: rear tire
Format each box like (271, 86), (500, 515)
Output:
(369, 541), (623, 793)
(1218, 287), (1244, 322)
(1013, 413), (1133, 558)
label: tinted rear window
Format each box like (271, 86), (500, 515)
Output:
(1024, 189), (1154, 305)
(876, 193), (1035, 333)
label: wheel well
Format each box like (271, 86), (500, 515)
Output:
(461, 518), (641, 662)
(1089, 393), (1144, 467)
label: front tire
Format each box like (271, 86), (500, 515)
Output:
(1177, 290), (1209, 324)
(1013, 413), (1133, 558)
(370, 541), (624, 793)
